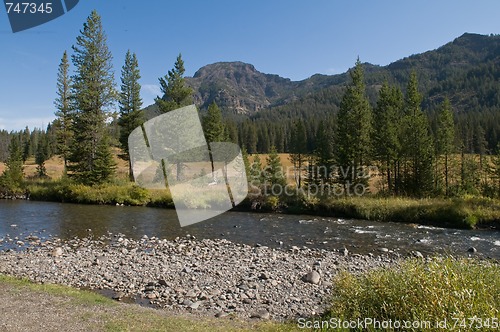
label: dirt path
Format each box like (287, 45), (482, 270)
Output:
(0, 280), (288, 332)
(0, 282), (113, 331)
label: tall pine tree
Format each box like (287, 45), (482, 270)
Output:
(54, 50), (73, 175)
(435, 98), (455, 196)
(335, 59), (372, 194)
(69, 10), (116, 185)
(154, 54), (194, 181)
(400, 71), (434, 196)
(289, 120), (307, 188)
(118, 50), (143, 180)
(373, 82), (403, 194)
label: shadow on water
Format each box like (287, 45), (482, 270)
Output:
(1, 200), (499, 258)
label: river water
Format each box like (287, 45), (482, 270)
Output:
(1, 200), (499, 258)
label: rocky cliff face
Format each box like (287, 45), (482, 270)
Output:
(186, 62), (298, 115)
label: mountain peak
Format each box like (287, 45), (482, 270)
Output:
(187, 62), (295, 115)
(193, 61), (257, 78)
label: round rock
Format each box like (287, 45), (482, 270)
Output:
(302, 271), (321, 285)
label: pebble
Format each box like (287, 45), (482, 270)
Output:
(302, 271), (321, 285)
(0, 235), (399, 321)
(51, 247), (63, 257)
(412, 250), (424, 259)
(251, 309), (270, 320)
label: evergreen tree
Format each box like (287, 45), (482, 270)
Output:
(373, 82), (403, 194)
(289, 120), (307, 188)
(490, 143), (500, 197)
(155, 53), (193, 113)
(224, 119), (239, 144)
(435, 98), (455, 195)
(474, 124), (488, 188)
(118, 50), (143, 180)
(54, 50), (74, 175)
(249, 154), (264, 186)
(1, 137), (24, 192)
(203, 101), (228, 176)
(35, 132), (49, 177)
(243, 122), (258, 154)
(335, 59), (372, 194)
(400, 71), (434, 196)
(313, 120), (335, 187)
(264, 146), (286, 189)
(241, 147), (251, 178)
(154, 54), (194, 181)
(203, 101), (226, 143)
(21, 127), (31, 162)
(69, 10), (116, 185)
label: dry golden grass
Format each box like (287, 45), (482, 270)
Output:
(1, 151), (489, 197)
(0, 147), (130, 180)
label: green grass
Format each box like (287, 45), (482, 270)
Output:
(0, 274), (116, 306)
(319, 257), (500, 331)
(26, 178), (173, 207)
(313, 196), (500, 229)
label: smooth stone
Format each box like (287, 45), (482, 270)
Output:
(302, 271), (321, 285)
(112, 291), (125, 300)
(250, 309), (270, 320)
(51, 247), (63, 257)
(189, 301), (202, 309)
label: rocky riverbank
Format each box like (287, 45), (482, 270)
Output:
(0, 234), (401, 321)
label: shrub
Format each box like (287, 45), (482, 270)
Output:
(323, 257), (500, 331)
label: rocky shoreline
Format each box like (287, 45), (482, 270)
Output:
(0, 234), (401, 321)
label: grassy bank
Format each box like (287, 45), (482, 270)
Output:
(318, 257), (500, 331)
(25, 179), (174, 208)
(0, 274), (294, 332)
(310, 196), (500, 229)
(13, 179), (500, 229)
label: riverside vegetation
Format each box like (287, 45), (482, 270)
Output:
(3, 150), (500, 230)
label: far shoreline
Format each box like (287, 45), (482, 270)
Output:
(2, 182), (500, 231)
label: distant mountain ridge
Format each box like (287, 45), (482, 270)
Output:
(147, 33), (500, 117)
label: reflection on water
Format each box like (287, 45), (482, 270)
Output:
(0, 200), (499, 258)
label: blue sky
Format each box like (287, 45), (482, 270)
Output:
(1, 0), (500, 131)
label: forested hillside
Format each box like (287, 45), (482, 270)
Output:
(183, 33), (500, 155)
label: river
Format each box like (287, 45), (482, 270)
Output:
(0, 200), (499, 258)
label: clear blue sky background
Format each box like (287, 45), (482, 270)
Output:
(1, 0), (500, 130)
